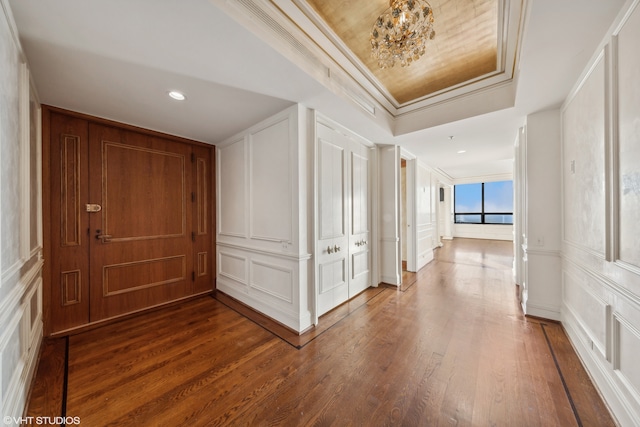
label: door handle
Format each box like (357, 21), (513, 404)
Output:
(327, 246), (334, 254)
(95, 230), (112, 242)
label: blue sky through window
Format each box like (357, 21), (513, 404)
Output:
(454, 181), (513, 224)
(454, 183), (482, 213)
(485, 181), (513, 212)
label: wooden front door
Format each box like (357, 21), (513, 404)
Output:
(48, 110), (213, 333)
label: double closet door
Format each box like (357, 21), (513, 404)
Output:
(48, 110), (213, 333)
(316, 122), (372, 316)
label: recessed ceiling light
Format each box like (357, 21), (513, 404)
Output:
(168, 91), (186, 101)
(457, 150), (466, 154)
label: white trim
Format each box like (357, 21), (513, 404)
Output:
(524, 248), (561, 257)
(563, 255), (640, 310)
(0, 0), (25, 58)
(0, 259), (43, 329)
(525, 301), (560, 321)
(611, 311), (640, 410)
(19, 62), (30, 263)
(216, 241), (311, 262)
(380, 275), (401, 285)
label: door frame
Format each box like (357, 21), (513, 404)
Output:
(400, 149), (417, 272)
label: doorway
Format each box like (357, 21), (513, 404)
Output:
(399, 154), (418, 290)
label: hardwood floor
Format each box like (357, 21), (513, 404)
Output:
(26, 238), (616, 426)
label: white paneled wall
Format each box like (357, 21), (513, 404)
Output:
(517, 109), (562, 320)
(560, 1), (640, 424)
(0, 0), (43, 422)
(216, 105), (312, 332)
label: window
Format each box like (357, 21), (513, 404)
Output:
(454, 181), (513, 224)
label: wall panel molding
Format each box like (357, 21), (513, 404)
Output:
(217, 137), (248, 238)
(562, 49), (607, 258)
(250, 259), (294, 304)
(563, 269), (610, 360)
(218, 251), (248, 286)
(217, 241), (311, 261)
(249, 117), (294, 243)
(563, 255), (640, 310)
(612, 311), (640, 408)
(0, 259), (43, 325)
(0, 260), (42, 422)
(563, 313), (639, 427)
(0, 4), (43, 419)
(614, 0), (640, 270)
(216, 105), (312, 332)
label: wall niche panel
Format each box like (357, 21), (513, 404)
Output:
(617, 4), (640, 269)
(562, 54), (606, 256)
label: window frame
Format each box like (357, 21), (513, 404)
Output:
(454, 181), (513, 225)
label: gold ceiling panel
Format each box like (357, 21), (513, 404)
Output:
(306, 0), (499, 105)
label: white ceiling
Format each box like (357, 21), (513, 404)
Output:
(8, 0), (627, 180)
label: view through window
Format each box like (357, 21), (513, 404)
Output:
(454, 180), (513, 224)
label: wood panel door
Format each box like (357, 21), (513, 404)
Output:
(49, 113), (91, 331)
(88, 124), (196, 321)
(48, 110), (213, 332)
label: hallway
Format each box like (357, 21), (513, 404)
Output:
(27, 238), (614, 426)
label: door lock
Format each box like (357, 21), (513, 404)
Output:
(86, 204), (102, 212)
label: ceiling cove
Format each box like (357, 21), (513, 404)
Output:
(212, 0), (527, 135)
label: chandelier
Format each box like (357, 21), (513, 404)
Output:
(370, 0), (436, 69)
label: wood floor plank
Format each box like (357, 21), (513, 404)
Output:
(543, 322), (617, 427)
(25, 338), (66, 423)
(25, 238), (616, 426)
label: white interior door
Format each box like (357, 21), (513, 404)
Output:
(316, 123), (349, 316)
(349, 141), (371, 297)
(316, 121), (373, 316)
